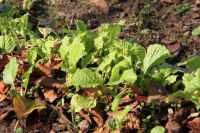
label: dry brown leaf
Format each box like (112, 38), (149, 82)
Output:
(56, 107), (72, 125)
(21, 48), (29, 63)
(78, 120), (90, 133)
(0, 107), (14, 120)
(161, 0), (181, 4)
(42, 89), (58, 103)
(128, 84), (144, 97)
(85, 104), (104, 127)
(80, 110), (93, 124)
(147, 81), (168, 103)
(33, 63), (52, 76)
(17, 64), (31, 75)
(195, 0), (200, 5)
(93, 127), (103, 133)
(0, 94), (7, 102)
(188, 117), (200, 131)
(165, 112), (182, 133)
(0, 81), (9, 94)
(123, 113), (140, 130)
(29, 76), (64, 89)
(88, 0), (109, 13)
(0, 55), (11, 71)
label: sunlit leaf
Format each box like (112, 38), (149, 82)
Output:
(13, 96), (46, 118)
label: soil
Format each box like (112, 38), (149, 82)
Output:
(0, 0), (200, 133)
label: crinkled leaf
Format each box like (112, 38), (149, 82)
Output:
(178, 56), (200, 69)
(71, 94), (97, 112)
(58, 36), (71, 62)
(13, 95), (46, 118)
(183, 69), (200, 92)
(132, 43), (146, 61)
(0, 35), (16, 54)
(26, 48), (37, 64)
(81, 52), (95, 68)
(71, 68), (103, 88)
(3, 57), (19, 88)
(42, 40), (54, 56)
(75, 20), (87, 31)
(151, 126), (165, 133)
(143, 44), (172, 73)
(192, 26), (200, 36)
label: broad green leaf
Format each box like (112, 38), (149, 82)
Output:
(97, 51), (116, 71)
(75, 20), (87, 31)
(42, 40), (54, 56)
(3, 57), (19, 89)
(26, 48), (37, 64)
(0, 35), (16, 54)
(0, 4), (12, 13)
(178, 56), (200, 69)
(68, 35), (87, 66)
(150, 126), (165, 133)
(108, 69), (137, 85)
(13, 95), (46, 118)
(192, 26), (200, 36)
(81, 52), (95, 68)
(153, 63), (186, 86)
(14, 128), (23, 133)
(22, 66), (34, 94)
(71, 68), (103, 88)
(58, 36), (71, 62)
(115, 106), (131, 128)
(107, 120), (116, 131)
(132, 43), (146, 61)
(108, 60), (131, 84)
(183, 69), (200, 92)
(71, 94), (97, 112)
(143, 44), (172, 73)
(112, 90), (128, 114)
(16, 13), (29, 37)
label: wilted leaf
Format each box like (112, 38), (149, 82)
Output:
(39, 27), (52, 39)
(13, 96), (46, 118)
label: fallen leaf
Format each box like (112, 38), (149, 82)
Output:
(56, 107), (72, 125)
(0, 107), (14, 120)
(160, 39), (181, 56)
(93, 127), (103, 133)
(29, 76), (64, 89)
(26, 110), (43, 132)
(33, 63), (52, 76)
(195, 0), (200, 5)
(165, 110), (182, 133)
(80, 110), (92, 124)
(0, 55), (11, 71)
(89, 0), (109, 13)
(21, 48), (29, 63)
(147, 81), (168, 103)
(0, 80), (9, 94)
(13, 96), (46, 118)
(188, 117), (200, 131)
(123, 113), (140, 130)
(0, 94), (7, 102)
(161, 0), (181, 4)
(42, 89), (58, 103)
(78, 120), (90, 133)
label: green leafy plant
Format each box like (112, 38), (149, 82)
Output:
(108, 90), (132, 130)
(192, 26), (200, 36)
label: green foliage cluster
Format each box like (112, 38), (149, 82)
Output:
(1, 4), (200, 131)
